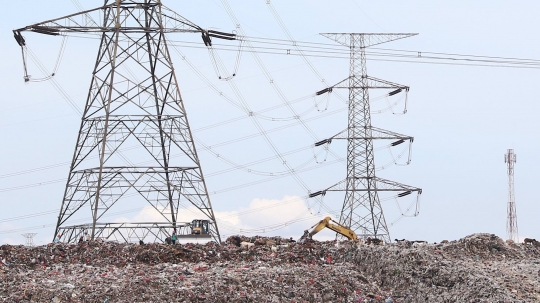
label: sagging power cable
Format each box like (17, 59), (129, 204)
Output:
(203, 29), (244, 80)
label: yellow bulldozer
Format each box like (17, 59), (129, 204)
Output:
(190, 219), (210, 235)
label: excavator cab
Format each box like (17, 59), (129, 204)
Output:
(191, 219), (209, 235)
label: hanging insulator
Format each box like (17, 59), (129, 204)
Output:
(208, 30), (236, 37)
(208, 30), (237, 41)
(314, 139), (331, 147)
(208, 33), (236, 41)
(309, 190), (326, 198)
(388, 88), (402, 96)
(391, 139), (405, 146)
(201, 32), (212, 46)
(398, 191), (412, 197)
(13, 31), (26, 46)
(30, 26), (60, 36)
(316, 87), (332, 95)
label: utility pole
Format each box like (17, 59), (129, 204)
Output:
(505, 149), (519, 243)
(310, 34), (422, 243)
(13, 0), (226, 244)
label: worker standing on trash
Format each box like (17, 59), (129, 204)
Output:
(53, 234), (61, 243)
(171, 229), (177, 245)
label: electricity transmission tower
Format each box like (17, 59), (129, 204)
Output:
(505, 149), (519, 243)
(22, 233), (37, 247)
(14, 0), (227, 243)
(310, 34), (422, 243)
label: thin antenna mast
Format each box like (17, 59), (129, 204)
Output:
(505, 149), (519, 243)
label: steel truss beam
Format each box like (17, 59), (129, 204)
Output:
(58, 222), (212, 244)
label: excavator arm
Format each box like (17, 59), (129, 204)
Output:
(324, 220), (357, 240)
(300, 217), (357, 242)
(308, 217), (332, 237)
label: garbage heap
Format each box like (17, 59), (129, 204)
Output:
(1, 233), (540, 302)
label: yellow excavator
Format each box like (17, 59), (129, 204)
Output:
(299, 217), (357, 242)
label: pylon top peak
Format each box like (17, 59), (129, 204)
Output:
(15, 0), (201, 36)
(320, 33), (417, 48)
(106, 0), (160, 4)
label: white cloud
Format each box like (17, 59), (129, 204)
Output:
(216, 195), (337, 240)
(129, 205), (208, 223)
(240, 195), (311, 226)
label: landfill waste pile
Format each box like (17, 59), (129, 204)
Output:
(1, 233), (540, 302)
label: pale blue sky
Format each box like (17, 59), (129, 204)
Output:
(1, 1), (539, 245)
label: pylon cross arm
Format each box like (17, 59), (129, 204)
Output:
(15, 1), (202, 35)
(330, 126), (413, 140)
(310, 177), (421, 194)
(320, 33), (417, 48)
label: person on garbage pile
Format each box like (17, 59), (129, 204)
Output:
(53, 234), (61, 243)
(78, 236), (84, 244)
(84, 231), (89, 241)
(171, 229), (177, 245)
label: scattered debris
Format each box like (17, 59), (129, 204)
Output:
(1, 233), (540, 302)
(524, 238), (537, 244)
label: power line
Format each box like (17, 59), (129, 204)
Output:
(238, 35), (540, 65)
(20, 22), (540, 68)
(167, 41), (540, 69)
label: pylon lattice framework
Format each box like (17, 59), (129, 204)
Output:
(22, 233), (37, 247)
(310, 34), (422, 243)
(14, 0), (221, 243)
(505, 149), (518, 243)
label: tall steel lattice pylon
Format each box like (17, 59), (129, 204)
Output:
(14, 0), (222, 243)
(22, 233), (37, 247)
(504, 149), (518, 243)
(310, 34), (422, 243)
